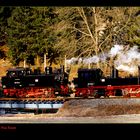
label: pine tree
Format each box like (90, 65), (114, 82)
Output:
(7, 7), (49, 66)
(0, 7), (14, 58)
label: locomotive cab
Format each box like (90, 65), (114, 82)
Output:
(75, 68), (103, 88)
(2, 67), (31, 89)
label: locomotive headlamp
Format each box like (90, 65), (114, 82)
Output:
(35, 79), (39, 82)
(101, 78), (105, 82)
(3, 85), (6, 88)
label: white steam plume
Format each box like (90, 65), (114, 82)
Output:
(109, 44), (124, 57)
(66, 45), (140, 74)
(114, 45), (140, 74)
(83, 56), (100, 64)
(66, 54), (108, 65)
(65, 57), (79, 65)
(66, 56), (100, 65)
(116, 65), (137, 74)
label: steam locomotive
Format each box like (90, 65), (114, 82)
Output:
(1, 66), (69, 98)
(73, 66), (140, 98)
(1, 65), (140, 98)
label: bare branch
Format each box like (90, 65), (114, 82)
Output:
(99, 8), (133, 49)
(77, 7), (96, 44)
(73, 27), (91, 37)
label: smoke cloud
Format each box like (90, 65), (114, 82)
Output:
(66, 45), (140, 74)
(109, 45), (124, 57)
(114, 45), (140, 74)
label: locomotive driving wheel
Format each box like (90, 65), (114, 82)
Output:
(122, 89), (130, 97)
(93, 90), (101, 98)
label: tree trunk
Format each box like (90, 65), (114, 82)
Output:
(64, 55), (67, 72)
(78, 7), (100, 68)
(36, 55), (40, 68)
(23, 59), (26, 68)
(44, 53), (46, 72)
(93, 7), (100, 68)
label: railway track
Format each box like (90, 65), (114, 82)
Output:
(0, 96), (139, 114)
(0, 97), (86, 114)
(0, 97), (66, 114)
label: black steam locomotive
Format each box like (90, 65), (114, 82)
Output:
(73, 66), (140, 98)
(1, 66), (69, 98)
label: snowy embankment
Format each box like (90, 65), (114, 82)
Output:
(56, 98), (140, 117)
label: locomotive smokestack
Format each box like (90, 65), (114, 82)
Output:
(112, 66), (118, 78)
(45, 67), (52, 74)
(60, 65), (65, 73)
(110, 57), (118, 78)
